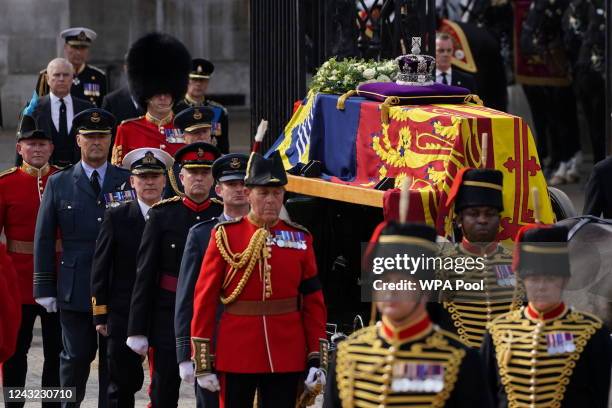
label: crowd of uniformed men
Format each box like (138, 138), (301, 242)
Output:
(0, 26), (609, 408)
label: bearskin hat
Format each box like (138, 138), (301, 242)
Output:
(127, 32), (191, 109)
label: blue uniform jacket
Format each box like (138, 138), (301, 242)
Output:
(34, 161), (131, 312)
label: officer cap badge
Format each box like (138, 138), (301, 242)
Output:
(90, 112), (101, 123)
(197, 65), (203, 73)
(78, 31), (87, 41)
(143, 151), (156, 164)
(197, 148), (205, 158)
(230, 157), (241, 169)
(193, 109), (203, 120)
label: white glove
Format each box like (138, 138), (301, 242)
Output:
(197, 373), (220, 392)
(126, 335), (149, 356)
(35, 297), (57, 313)
(304, 367), (326, 391)
(179, 361), (195, 385)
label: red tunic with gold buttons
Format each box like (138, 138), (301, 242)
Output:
(0, 242), (22, 363)
(0, 163), (59, 304)
(111, 113), (185, 166)
(191, 215), (327, 373)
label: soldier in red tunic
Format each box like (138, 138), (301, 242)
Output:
(0, 243), (22, 364)
(0, 115), (62, 403)
(191, 151), (328, 407)
(111, 32), (191, 165)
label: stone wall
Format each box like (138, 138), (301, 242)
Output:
(0, 0), (249, 128)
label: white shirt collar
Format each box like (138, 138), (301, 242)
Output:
(81, 161), (109, 185)
(49, 92), (72, 104)
(137, 199), (152, 219)
(436, 67), (452, 76)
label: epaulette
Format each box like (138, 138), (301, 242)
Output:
(54, 163), (75, 172)
(434, 326), (470, 345)
(572, 309), (604, 325)
(284, 219), (310, 234)
(0, 167), (17, 179)
(207, 99), (228, 113)
(50, 165), (63, 171)
(120, 116), (144, 125)
(216, 217), (242, 227)
(152, 196), (181, 208)
(211, 197), (223, 205)
(87, 64), (106, 76)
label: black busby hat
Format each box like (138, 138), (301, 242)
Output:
(174, 107), (214, 133)
(72, 108), (116, 135)
(17, 115), (51, 141)
(190, 58), (214, 79)
(513, 225), (570, 279)
(122, 148), (174, 175)
(446, 168), (503, 213)
(127, 32), (192, 109)
(174, 142), (221, 169)
(212, 153), (248, 182)
(244, 152), (288, 187)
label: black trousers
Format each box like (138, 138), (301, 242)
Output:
(106, 336), (144, 408)
(3, 304), (62, 408)
(220, 372), (301, 408)
(575, 71), (606, 164)
(58, 309), (105, 408)
(196, 383), (219, 408)
(147, 347), (180, 408)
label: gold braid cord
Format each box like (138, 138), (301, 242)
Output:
(215, 225), (270, 305)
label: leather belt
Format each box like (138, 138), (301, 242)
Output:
(6, 239), (62, 254)
(160, 274), (178, 293)
(225, 297), (299, 316)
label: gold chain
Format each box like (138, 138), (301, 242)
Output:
(215, 225), (270, 305)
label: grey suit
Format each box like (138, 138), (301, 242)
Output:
(34, 161), (131, 407)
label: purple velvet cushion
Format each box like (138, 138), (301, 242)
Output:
(357, 82), (470, 104)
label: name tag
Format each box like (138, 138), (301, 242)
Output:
(83, 83), (100, 96)
(546, 332), (575, 355)
(493, 265), (516, 287)
(165, 128), (185, 144)
(391, 362), (444, 393)
(104, 190), (136, 208)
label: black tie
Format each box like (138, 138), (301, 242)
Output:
(59, 98), (68, 139)
(441, 72), (449, 85)
(91, 170), (101, 196)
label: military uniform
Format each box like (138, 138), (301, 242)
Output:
(0, 242), (22, 364)
(35, 28), (107, 107)
(0, 116), (62, 406)
(430, 168), (523, 348)
(165, 107), (216, 198)
(111, 114), (184, 166)
(325, 221), (492, 408)
(127, 143), (222, 407)
(191, 152), (327, 407)
(33, 109), (131, 407)
(91, 148), (173, 407)
(482, 225), (612, 407)
(173, 59), (229, 153)
(175, 153), (248, 408)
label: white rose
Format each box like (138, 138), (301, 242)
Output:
(363, 68), (376, 79)
(376, 74), (391, 82)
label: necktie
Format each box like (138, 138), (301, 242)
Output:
(59, 98), (68, 139)
(441, 72), (449, 85)
(91, 170), (101, 196)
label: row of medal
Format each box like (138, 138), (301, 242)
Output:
(83, 82), (101, 96)
(267, 231), (308, 250)
(546, 332), (576, 355)
(391, 362), (445, 393)
(493, 265), (516, 287)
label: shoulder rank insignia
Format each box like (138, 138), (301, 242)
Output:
(152, 195), (181, 208)
(284, 219), (310, 234)
(0, 167), (18, 178)
(120, 116), (144, 125)
(211, 197), (223, 206)
(88, 64), (106, 75)
(216, 217), (242, 227)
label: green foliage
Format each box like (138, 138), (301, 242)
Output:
(309, 57), (398, 94)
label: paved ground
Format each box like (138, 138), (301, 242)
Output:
(0, 102), (593, 406)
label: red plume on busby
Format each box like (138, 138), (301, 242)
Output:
(127, 32), (192, 109)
